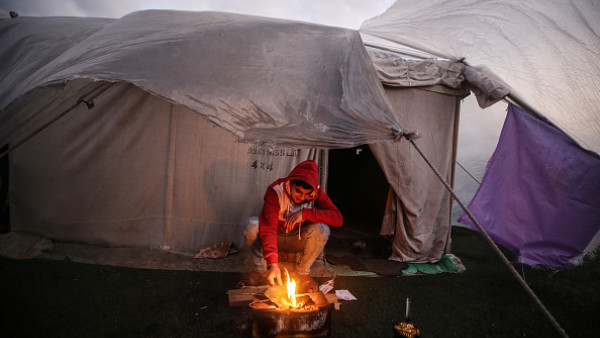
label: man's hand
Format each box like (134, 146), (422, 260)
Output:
(267, 264), (282, 286)
(284, 209), (303, 233)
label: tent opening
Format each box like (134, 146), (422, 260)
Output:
(327, 145), (389, 237)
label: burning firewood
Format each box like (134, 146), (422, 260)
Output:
(249, 268), (332, 336)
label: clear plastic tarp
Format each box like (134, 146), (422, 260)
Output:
(361, 0), (600, 154)
(1, 10), (404, 149)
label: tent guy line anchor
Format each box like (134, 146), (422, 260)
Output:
(0, 81), (114, 160)
(407, 136), (569, 338)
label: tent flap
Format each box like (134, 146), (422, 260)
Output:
(371, 86), (460, 263)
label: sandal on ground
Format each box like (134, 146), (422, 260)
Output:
(296, 274), (319, 293)
(236, 270), (267, 288)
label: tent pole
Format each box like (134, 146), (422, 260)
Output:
(407, 137), (569, 338)
(0, 82), (114, 160)
(162, 103), (178, 250)
(450, 98), (461, 190)
(445, 97), (462, 253)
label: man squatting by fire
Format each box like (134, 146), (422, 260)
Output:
(237, 160), (343, 293)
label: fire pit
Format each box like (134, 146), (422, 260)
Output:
(249, 270), (331, 337)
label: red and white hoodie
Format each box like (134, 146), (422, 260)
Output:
(259, 160), (343, 267)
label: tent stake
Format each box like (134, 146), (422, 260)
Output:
(407, 138), (569, 338)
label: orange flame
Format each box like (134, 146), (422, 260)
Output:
(284, 268), (297, 308)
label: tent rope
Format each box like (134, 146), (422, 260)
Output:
(455, 161), (481, 185)
(0, 82), (114, 160)
(407, 137), (569, 338)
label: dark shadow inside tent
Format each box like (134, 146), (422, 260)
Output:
(327, 145), (389, 237)
(325, 145), (400, 270)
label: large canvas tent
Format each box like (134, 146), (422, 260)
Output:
(0, 9), (502, 263)
(2, 1), (597, 269)
(0, 11), (404, 253)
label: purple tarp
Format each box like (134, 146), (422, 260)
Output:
(459, 104), (600, 268)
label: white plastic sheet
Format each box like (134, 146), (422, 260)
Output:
(1, 10), (404, 148)
(361, 0), (600, 154)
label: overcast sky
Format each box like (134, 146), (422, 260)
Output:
(0, 0), (396, 29)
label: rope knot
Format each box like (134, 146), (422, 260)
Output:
(391, 128), (420, 141)
(403, 131), (420, 141)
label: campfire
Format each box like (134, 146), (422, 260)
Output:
(285, 269), (298, 308)
(249, 268), (331, 337)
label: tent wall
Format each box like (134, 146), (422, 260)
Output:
(9, 81), (325, 252)
(370, 86), (462, 262)
(164, 101), (325, 252)
(10, 81), (169, 248)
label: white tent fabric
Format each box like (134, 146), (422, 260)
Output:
(1, 10), (404, 148)
(361, 0), (600, 155)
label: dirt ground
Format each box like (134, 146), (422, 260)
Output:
(1, 226), (599, 337)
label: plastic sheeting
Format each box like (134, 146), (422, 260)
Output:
(1, 10), (404, 149)
(460, 104), (600, 268)
(366, 48), (508, 107)
(360, 0), (600, 154)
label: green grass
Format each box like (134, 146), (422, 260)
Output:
(1, 226), (598, 337)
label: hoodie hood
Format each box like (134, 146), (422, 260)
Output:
(286, 160), (320, 191)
